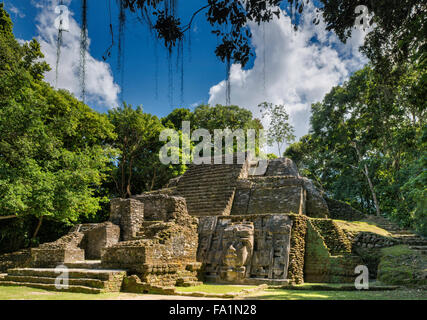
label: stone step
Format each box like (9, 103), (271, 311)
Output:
(393, 234), (420, 238)
(180, 165), (242, 175)
(3, 275), (106, 289)
(400, 240), (427, 246)
(179, 191), (234, 200)
(180, 192), (234, 200)
(178, 179), (237, 189)
(64, 260), (102, 269)
(185, 164), (242, 174)
(183, 196), (233, 203)
(187, 208), (229, 215)
(186, 206), (230, 213)
(180, 169), (238, 180)
(186, 203), (232, 212)
(410, 246), (427, 250)
(0, 280), (102, 294)
(185, 198), (232, 206)
(181, 187), (234, 195)
(7, 268), (126, 281)
(1, 267), (127, 293)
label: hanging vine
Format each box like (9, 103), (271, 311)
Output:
(55, 0), (65, 88)
(79, 0), (88, 103)
(262, 21), (266, 94)
(178, 38), (184, 105)
(118, 0), (126, 103)
(102, 0), (115, 61)
(225, 55), (231, 106)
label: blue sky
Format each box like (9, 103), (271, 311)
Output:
(7, 0), (236, 117)
(5, 0), (369, 148)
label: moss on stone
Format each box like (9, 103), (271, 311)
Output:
(377, 245), (427, 286)
(304, 220), (362, 283)
(334, 220), (391, 238)
(310, 219), (352, 255)
(287, 214), (308, 284)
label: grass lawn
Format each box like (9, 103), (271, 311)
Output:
(0, 286), (122, 300)
(244, 288), (427, 300)
(1, 284), (426, 300)
(176, 284), (258, 294)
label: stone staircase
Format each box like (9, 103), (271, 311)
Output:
(0, 266), (126, 294)
(366, 215), (427, 255)
(176, 161), (246, 216)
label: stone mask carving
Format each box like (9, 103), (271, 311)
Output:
(219, 223), (254, 281)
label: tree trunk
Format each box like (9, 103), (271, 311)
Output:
(32, 216), (44, 240)
(0, 215), (17, 220)
(126, 157), (133, 198)
(150, 168), (157, 191)
(121, 154), (126, 198)
(362, 164), (381, 216)
(352, 142), (381, 216)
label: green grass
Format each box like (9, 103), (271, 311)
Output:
(245, 288), (427, 300)
(176, 284), (258, 294)
(334, 220), (391, 237)
(0, 284), (258, 300)
(0, 286), (121, 300)
(2, 284), (426, 300)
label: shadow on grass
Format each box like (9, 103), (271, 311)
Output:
(243, 289), (427, 300)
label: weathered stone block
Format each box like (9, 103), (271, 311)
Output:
(265, 158), (299, 177)
(102, 194), (200, 287)
(302, 178), (329, 218)
(85, 222), (120, 260)
(247, 186), (304, 215)
(110, 198), (144, 241)
(31, 248), (85, 267)
(133, 194), (187, 222)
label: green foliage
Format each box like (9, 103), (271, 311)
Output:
(0, 5), (116, 245)
(285, 64), (426, 234)
(191, 104), (262, 133)
(161, 107), (192, 130)
(258, 102), (295, 156)
(400, 126), (427, 236)
(107, 103), (184, 197)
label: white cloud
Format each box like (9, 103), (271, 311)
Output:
(208, 4), (369, 155)
(34, 0), (120, 108)
(8, 4), (26, 18)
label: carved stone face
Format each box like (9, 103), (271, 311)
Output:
(219, 223), (254, 281)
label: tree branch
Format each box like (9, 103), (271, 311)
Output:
(0, 215), (18, 220)
(182, 5), (210, 33)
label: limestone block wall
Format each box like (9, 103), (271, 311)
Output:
(132, 194), (188, 222)
(31, 232), (85, 267)
(84, 222), (120, 259)
(102, 194), (201, 287)
(265, 158), (300, 177)
(301, 178), (329, 218)
(110, 198), (144, 241)
(231, 177), (306, 215)
(31, 222), (120, 266)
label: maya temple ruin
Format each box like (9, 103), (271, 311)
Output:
(0, 154), (426, 294)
